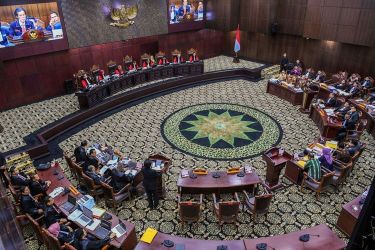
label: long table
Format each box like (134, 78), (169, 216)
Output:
(37, 164), (137, 250)
(266, 81), (304, 105)
(336, 195), (362, 237)
(76, 62), (204, 109)
(310, 106), (342, 139)
(177, 170), (261, 194)
(134, 225), (346, 250)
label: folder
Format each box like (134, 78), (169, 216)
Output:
(297, 160), (306, 168)
(140, 227), (158, 244)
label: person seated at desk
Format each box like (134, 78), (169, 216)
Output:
(304, 153), (322, 180)
(86, 165), (105, 185)
(313, 70), (325, 83)
(9, 166), (30, 187)
(9, 7), (35, 37)
(158, 57), (169, 66)
(48, 222), (75, 246)
(334, 142), (351, 164)
(73, 228), (114, 250)
(335, 113), (356, 142)
(290, 66), (302, 76)
(188, 52), (199, 62)
(74, 140), (88, 163)
(335, 101), (350, 118)
(142, 60), (149, 69)
(295, 59), (303, 69)
(128, 61), (138, 72)
(361, 76), (373, 90)
(0, 22), (15, 47)
(172, 54), (185, 64)
(349, 106), (360, 123)
(81, 74), (95, 90)
(110, 164), (131, 192)
(29, 173), (51, 196)
(319, 148), (334, 171)
(346, 139), (362, 156)
(347, 82), (360, 96)
(19, 186), (44, 218)
(304, 68), (315, 80)
(335, 79), (348, 90)
(94, 69), (105, 83)
(44, 196), (67, 227)
(84, 148), (100, 172)
(114, 65), (125, 76)
(325, 92), (338, 107)
(45, 11), (62, 31)
(150, 55), (156, 67)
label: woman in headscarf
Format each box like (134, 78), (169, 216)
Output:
(47, 222), (75, 245)
(319, 147), (334, 171)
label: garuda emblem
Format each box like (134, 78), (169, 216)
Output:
(110, 3), (138, 28)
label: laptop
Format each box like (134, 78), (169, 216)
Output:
(61, 195), (77, 213)
(94, 220), (111, 240)
(112, 221), (127, 238)
(76, 206), (93, 227)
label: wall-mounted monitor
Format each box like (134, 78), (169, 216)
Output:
(167, 0), (205, 33)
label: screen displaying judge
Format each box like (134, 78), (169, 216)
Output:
(9, 7), (35, 37)
(178, 0), (191, 18)
(197, 1), (204, 20)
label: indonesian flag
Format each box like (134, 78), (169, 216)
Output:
(234, 24), (240, 53)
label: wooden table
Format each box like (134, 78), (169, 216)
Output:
(134, 225), (345, 250)
(244, 224), (346, 250)
(75, 62), (204, 109)
(262, 147), (293, 191)
(135, 231), (246, 250)
(284, 160), (305, 185)
(310, 106), (342, 139)
(37, 164), (137, 250)
(177, 170), (261, 194)
(336, 195), (362, 237)
(266, 81), (304, 105)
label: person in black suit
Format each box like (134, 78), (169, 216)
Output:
(325, 93), (338, 107)
(335, 113), (356, 142)
(347, 139), (362, 156)
(0, 152), (9, 188)
(44, 196), (67, 227)
(9, 166), (30, 187)
(348, 82), (360, 96)
(84, 149), (100, 172)
(304, 68), (315, 80)
(73, 228), (114, 250)
(74, 140), (88, 163)
(362, 77), (373, 90)
(142, 159), (161, 209)
(335, 101), (350, 118)
(19, 186), (44, 218)
(86, 165), (104, 185)
(349, 106), (360, 124)
(111, 165), (131, 192)
(29, 173), (51, 196)
(280, 52), (288, 72)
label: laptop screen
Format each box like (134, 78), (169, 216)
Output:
(68, 195), (76, 204)
(82, 206), (93, 219)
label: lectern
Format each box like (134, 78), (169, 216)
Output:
(262, 147), (292, 191)
(148, 154), (171, 199)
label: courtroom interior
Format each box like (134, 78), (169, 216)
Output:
(0, 1), (374, 250)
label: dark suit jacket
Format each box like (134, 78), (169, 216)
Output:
(74, 146), (87, 163)
(335, 106), (350, 117)
(342, 119), (356, 131)
(20, 194), (41, 218)
(29, 179), (48, 196)
(362, 80), (372, 89)
(325, 98), (337, 107)
(111, 168), (130, 191)
(349, 111), (360, 123)
(11, 174), (30, 186)
(280, 57), (288, 68)
(142, 167), (161, 191)
(86, 171), (103, 185)
(44, 205), (61, 227)
(85, 156), (99, 169)
(349, 87), (360, 95)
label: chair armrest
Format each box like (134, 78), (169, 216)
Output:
(114, 183), (131, 196)
(234, 192), (240, 202)
(260, 182), (270, 194)
(177, 194), (181, 204)
(199, 194), (203, 204)
(212, 193), (217, 204)
(242, 190), (252, 202)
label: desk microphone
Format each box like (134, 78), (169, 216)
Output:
(162, 239), (174, 248)
(256, 243), (275, 250)
(299, 234), (320, 242)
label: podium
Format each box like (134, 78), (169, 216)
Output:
(299, 89), (318, 113)
(262, 147), (292, 191)
(148, 154), (171, 199)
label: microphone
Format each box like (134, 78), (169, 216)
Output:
(256, 243), (275, 250)
(299, 234), (320, 242)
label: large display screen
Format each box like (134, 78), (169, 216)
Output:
(167, 0), (205, 33)
(0, 2), (64, 49)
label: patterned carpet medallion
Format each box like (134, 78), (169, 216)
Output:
(161, 103), (282, 160)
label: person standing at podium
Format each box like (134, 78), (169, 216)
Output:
(142, 159), (161, 209)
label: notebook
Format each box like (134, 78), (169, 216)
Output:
(140, 227), (158, 243)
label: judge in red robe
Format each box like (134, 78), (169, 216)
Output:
(142, 60), (148, 69)
(81, 74), (93, 89)
(189, 52), (199, 62)
(96, 69), (105, 82)
(114, 65), (124, 75)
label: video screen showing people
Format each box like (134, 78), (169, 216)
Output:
(168, 0), (204, 24)
(0, 2), (63, 48)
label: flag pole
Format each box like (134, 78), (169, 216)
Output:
(233, 24), (240, 63)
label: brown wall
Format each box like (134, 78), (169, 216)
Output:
(0, 29), (224, 111)
(225, 31), (375, 76)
